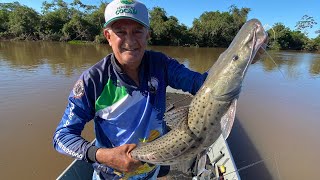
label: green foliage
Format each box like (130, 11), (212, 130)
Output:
(191, 5), (250, 47)
(0, 2), (17, 33)
(94, 33), (107, 44)
(62, 12), (90, 40)
(295, 15), (317, 36)
(0, 10), (9, 33)
(304, 39), (318, 51)
(290, 31), (308, 50)
(314, 35), (320, 44)
(307, 35), (320, 51)
(67, 40), (87, 44)
(0, 1), (318, 51)
(149, 7), (190, 46)
(267, 22), (319, 51)
(7, 4), (40, 39)
(40, 9), (70, 40)
(267, 23), (292, 50)
(229, 5), (250, 29)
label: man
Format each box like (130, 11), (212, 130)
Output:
(53, 0), (208, 179)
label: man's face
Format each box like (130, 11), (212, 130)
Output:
(104, 19), (149, 70)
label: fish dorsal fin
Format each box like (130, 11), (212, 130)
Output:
(164, 105), (189, 130)
(221, 99), (237, 140)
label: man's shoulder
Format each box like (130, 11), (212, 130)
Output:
(85, 54), (112, 75)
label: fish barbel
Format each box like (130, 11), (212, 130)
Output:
(131, 19), (268, 165)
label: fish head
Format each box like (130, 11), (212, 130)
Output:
(205, 19), (268, 100)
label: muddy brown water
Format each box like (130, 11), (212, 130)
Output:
(0, 41), (320, 179)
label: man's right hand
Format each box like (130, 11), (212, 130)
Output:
(95, 144), (142, 173)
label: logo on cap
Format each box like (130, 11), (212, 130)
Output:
(120, 0), (134, 4)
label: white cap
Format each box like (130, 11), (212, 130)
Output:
(104, 0), (149, 28)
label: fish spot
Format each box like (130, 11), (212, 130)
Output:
(232, 55), (239, 61)
(203, 127), (207, 131)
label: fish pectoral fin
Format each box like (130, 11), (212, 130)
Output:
(164, 105), (189, 130)
(195, 150), (208, 176)
(220, 99), (237, 140)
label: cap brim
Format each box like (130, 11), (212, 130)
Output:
(104, 16), (149, 28)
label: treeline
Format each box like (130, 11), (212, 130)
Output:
(1, 1), (320, 51)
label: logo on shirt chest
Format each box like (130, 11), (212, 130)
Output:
(148, 77), (159, 94)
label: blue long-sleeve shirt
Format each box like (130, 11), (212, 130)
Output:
(53, 50), (207, 179)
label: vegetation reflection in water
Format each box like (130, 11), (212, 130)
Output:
(1, 41), (320, 180)
(1, 41), (320, 79)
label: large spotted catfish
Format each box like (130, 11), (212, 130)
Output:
(131, 19), (268, 165)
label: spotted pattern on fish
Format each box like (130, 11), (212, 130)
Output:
(131, 19), (268, 165)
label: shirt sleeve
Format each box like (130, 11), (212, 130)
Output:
(52, 73), (97, 162)
(165, 56), (208, 95)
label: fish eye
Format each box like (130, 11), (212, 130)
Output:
(232, 55), (239, 61)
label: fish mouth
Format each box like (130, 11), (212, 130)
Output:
(214, 21), (268, 101)
(241, 22), (268, 77)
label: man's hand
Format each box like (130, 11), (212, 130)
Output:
(96, 144), (142, 172)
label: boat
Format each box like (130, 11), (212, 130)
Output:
(56, 92), (240, 180)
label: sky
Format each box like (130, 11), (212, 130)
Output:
(2, 0), (320, 38)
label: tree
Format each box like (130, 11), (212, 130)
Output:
(86, 3), (107, 43)
(149, 7), (190, 46)
(290, 30), (308, 50)
(295, 15), (317, 36)
(8, 4), (40, 39)
(0, 7), (10, 33)
(189, 5), (251, 47)
(191, 6), (249, 48)
(62, 12), (92, 40)
(267, 23), (292, 50)
(62, 0), (101, 41)
(229, 5), (250, 29)
(0, 2), (21, 36)
(40, 0), (70, 40)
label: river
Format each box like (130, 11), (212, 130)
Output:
(0, 41), (319, 179)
